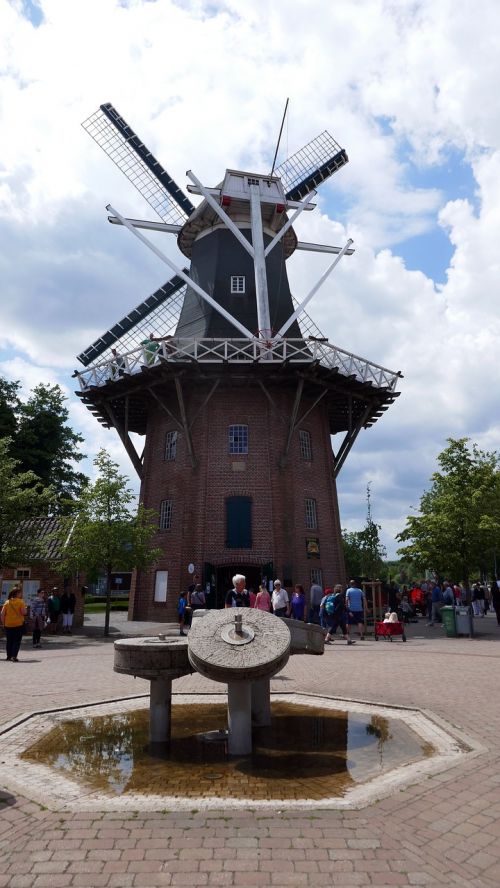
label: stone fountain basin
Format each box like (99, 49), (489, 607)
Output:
(114, 636), (192, 681)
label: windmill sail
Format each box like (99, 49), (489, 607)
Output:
(274, 130), (348, 201)
(77, 273), (188, 366)
(82, 103), (195, 225)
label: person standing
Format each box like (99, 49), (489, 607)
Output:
(60, 589), (76, 634)
(31, 588), (46, 648)
(289, 584), (307, 621)
(1, 587), (27, 662)
(178, 590), (187, 636)
(309, 580), (323, 623)
(225, 574), (250, 608)
(491, 580), (500, 626)
(428, 582), (443, 626)
(271, 580), (289, 617)
(47, 588), (61, 633)
(254, 583), (272, 612)
(345, 580), (367, 640)
(190, 584), (206, 611)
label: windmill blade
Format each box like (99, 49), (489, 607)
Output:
(77, 273), (188, 366)
(82, 103), (195, 226)
(274, 131), (348, 201)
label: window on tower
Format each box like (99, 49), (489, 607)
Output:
(229, 424), (248, 454)
(299, 429), (312, 460)
(305, 498), (318, 530)
(310, 568), (323, 588)
(159, 499), (173, 530)
(231, 275), (245, 294)
(165, 430), (178, 461)
(226, 496), (252, 548)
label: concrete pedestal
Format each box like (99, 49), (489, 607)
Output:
(251, 678), (271, 726)
(227, 681), (252, 755)
(149, 677), (172, 744)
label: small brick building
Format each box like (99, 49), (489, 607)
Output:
(0, 517), (85, 627)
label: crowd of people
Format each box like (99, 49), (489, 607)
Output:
(385, 579), (500, 626)
(177, 574), (369, 646)
(176, 573), (500, 639)
(0, 585), (77, 661)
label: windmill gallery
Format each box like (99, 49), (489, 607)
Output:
(75, 103), (401, 621)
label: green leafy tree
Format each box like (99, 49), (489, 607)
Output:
(0, 437), (54, 570)
(397, 438), (500, 588)
(13, 383), (87, 511)
(0, 377), (20, 441)
(54, 450), (162, 636)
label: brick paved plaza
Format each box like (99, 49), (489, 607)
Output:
(1, 614), (500, 887)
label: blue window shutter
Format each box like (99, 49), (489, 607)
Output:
(226, 496), (252, 548)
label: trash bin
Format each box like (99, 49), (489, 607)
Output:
(441, 605), (457, 637)
(455, 605), (474, 637)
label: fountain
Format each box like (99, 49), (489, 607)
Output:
(114, 609), (296, 754)
(188, 608), (290, 754)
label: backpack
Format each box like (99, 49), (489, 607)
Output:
(325, 593), (342, 615)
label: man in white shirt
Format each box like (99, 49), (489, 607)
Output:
(272, 580), (289, 617)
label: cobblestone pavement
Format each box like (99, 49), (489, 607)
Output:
(1, 614), (500, 887)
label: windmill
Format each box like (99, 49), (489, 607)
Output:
(76, 103), (401, 617)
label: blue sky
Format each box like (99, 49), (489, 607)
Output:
(1, 0), (500, 563)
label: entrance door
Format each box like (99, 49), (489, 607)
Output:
(215, 564), (263, 608)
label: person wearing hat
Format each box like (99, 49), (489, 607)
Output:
(271, 580), (289, 617)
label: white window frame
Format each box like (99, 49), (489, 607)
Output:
(154, 570), (168, 603)
(310, 568), (323, 587)
(15, 568), (31, 579)
(299, 429), (312, 460)
(305, 497), (318, 530)
(165, 430), (178, 461)
(159, 499), (173, 530)
(231, 275), (245, 295)
(229, 424), (248, 455)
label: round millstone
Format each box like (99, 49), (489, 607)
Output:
(114, 636), (191, 680)
(188, 608), (291, 683)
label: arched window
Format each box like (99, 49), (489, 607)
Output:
(226, 496), (252, 548)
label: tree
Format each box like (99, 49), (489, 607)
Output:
(0, 437), (54, 570)
(342, 484), (387, 580)
(12, 383), (87, 511)
(54, 450), (162, 636)
(0, 377), (20, 441)
(397, 438), (500, 588)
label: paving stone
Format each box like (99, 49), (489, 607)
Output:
(2, 619), (500, 888)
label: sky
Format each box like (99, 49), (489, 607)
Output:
(1, 0), (500, 559)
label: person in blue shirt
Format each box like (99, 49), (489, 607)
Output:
(345, 581), (367, 640)
(428, 583), (443, 626)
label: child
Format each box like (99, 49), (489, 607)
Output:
(178, 590), (187, 636)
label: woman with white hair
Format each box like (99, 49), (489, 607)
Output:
(225, 574), (250, 608)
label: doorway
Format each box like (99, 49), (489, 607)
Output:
(214, 564), (270, 609)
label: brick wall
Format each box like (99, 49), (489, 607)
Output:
(1, 565), (85, 627)
(130, 369), (346, 622)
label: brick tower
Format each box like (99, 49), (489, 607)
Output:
(76, 104), (401, 619)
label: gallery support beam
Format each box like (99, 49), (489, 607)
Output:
(333, 403), (373, 478)
(102, 402), (144, 480)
